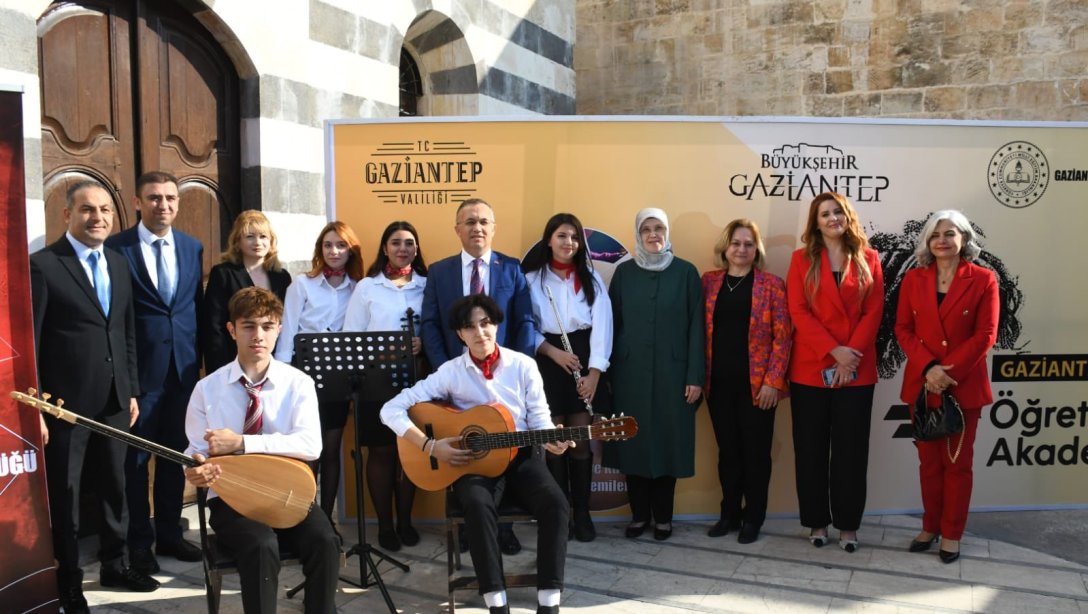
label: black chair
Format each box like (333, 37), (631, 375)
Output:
(445, 489), (538, 614)
(195, 488), (301, 613)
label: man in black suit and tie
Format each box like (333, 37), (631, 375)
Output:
(106, 172), (204, 573)
(31, 181), (159, 613)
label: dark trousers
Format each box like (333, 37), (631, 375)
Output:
(625, 475), (677, 524)
(126, 357), (191, 549)
(708, 374), (776, 527)
(45, 399), (129, 585)
(208, 497), (340, 614)
(790, 383), (874, 531)
(917, 407), (981, 541)
(452, 448), (567, 595)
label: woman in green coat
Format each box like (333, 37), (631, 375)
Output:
(605, 207), (705, 541)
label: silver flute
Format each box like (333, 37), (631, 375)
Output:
(543, 284), (593, 415)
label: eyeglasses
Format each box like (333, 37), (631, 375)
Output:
(457, 218), (493, 228)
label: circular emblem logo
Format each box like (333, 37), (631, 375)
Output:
(988, 141), (1049, 208)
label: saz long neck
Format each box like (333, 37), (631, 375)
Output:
(464, 425), (593, 452)
(71, 413), (198, 467)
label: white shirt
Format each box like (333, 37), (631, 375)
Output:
(525, 267), (613, 372)
(136, 222), (177, 295)
(275, 273), (357, 362)
(66, 232), (110, 293)
(184, 358), (322, 499)
(343, 274), (427, 333)
(381, 350), (554, 438)
(460, 249), (492, 296)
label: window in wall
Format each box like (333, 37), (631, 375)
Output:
(399, 48), (422, 117)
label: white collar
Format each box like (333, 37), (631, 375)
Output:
(461, 249), (492, 266)
(137, 221), (174, 246)
(65, 232), (102, 261)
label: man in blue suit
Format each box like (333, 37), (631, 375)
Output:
(106, 171), (204, 572)
(421, 197), (536, 554)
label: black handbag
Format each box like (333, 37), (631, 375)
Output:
(912, 389), (964, 442)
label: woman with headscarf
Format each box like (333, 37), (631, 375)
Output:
(604, 208), (704, 541)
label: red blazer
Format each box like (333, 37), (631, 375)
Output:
(702, 268), (792, 399)
(786, 247), (884, 387)
(895, 260), (999, 408)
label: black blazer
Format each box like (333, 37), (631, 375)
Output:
(30, 237), (140, 416)
(106, 226), (204, 394)
(202, 261), (291, 373)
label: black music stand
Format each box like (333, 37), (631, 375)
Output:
(287, 331), (416, 612)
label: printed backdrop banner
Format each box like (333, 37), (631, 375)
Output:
(0, 90), (56, 609)
(328, 117), (1088, 519)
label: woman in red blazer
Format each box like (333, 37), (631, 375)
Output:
(894, 209), (999, 564)
(786, 192), (884, 553)
(702, 219), (791, 545)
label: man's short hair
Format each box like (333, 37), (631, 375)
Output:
(135, 171), (179, 195)
(65, 180), (107, 209)
(448, 294), (504, 332)
(455, 197), (492, 217)
(228, 286), (284, 323)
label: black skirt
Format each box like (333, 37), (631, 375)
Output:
(536, 328), (612, 417)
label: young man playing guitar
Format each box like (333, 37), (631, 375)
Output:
(382, 294), (572, 614)
(183, 287), (340, 613)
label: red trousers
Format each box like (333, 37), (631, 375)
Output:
(915, 407), (981, 541)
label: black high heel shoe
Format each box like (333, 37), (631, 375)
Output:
(938, 549), (960, 564)
(625, 521), (647, 538)
(909, 534), (939, 553)
(809, 528), (828, 548)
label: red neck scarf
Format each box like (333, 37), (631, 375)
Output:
(550, 259), (581, 293)
(323, 267), (345, 280)
(470, 346), (501, 380)
(384, 262), (413, 279)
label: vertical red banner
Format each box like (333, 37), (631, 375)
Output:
(0, 89), (58, 610)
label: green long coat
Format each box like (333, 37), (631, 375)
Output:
(604, 257), (705, 478)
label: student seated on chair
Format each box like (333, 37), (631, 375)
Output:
(183, 287), (340, 614)
(381, 294), (571, 614)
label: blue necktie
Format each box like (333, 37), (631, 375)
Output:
(88, 251), (110, 316)
(153, 239), (174, 305)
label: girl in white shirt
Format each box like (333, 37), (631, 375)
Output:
(522, 213), (613, 542)
(276, 221), (364, 520)
(343, 221), (427, 551)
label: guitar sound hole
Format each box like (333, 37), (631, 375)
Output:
(460, 427), (489, 459)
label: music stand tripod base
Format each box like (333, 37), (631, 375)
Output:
(287, 331), (416, 612)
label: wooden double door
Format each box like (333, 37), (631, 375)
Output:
(38, 0), (241, 272)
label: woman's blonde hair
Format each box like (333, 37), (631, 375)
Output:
(713, 218), (766, 271)
(221, 210), (283, 272)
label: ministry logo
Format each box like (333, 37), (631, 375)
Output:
(988, 141), (1049, 209)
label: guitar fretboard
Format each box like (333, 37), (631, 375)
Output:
(465, 425), (595, 452)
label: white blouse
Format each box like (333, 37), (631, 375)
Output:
(275, 273), (356, 362)
(343, 274), (426, 333)
(525, 267), (613, 372)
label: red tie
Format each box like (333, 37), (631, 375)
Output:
(240, 377), (264, 435)
(470, 258), (484, 295)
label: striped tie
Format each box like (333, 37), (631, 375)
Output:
(240, 377), (264, 435)
(470, 258), (484, 295)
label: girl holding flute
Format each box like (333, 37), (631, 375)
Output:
(522, 213), (613, 542)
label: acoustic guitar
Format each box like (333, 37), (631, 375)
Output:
(398, 402), (637, 491)
(10, 389), (315, 529)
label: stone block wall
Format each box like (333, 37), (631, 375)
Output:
(575, 0), (1088, 121)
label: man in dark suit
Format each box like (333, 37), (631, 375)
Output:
(105, 171), (204, 573)
(31, 181), (159, 613)
(420, 197), (536, 554)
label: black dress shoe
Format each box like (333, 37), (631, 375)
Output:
(737, 523), (760, 544)
(939, 549), (961, 564)
(537, 605), (560, 614)
(653, 523), (672, 541)
(156, 539), (203, 562)
(130, 548), (160, 574)
(398, 523), (420, 547)
(378, 528), (401, 551)
(909, 535), (939, 553)
(99, 567), (160, 592)
(624, 521), (647, 538)
(707, 518), (738, 538)
(488, 606), (510, 614)
(59, 585), (90, 614)
(498, 525), (522, 555)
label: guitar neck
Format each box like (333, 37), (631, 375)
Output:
(469, 424), (593, 452)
